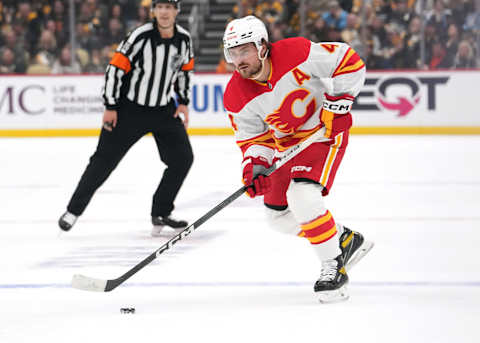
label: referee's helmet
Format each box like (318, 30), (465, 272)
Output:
(151, 0), (180, 9)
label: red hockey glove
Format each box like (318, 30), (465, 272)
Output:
(242, 156), (272, 198)
(320, 93), (354, 138)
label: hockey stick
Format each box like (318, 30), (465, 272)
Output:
(72, 127), (328, 292)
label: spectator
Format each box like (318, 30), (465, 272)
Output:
(364, 39), (385, 69)
(426, 0), (452, 40)
(78, 1), (95, 24)
(445, 23), (460, 62)
(0, 47), (19, 73)
(284, 0), (299, 25)
(370, 15), (389, 68)
(230, 0), (257, 21)
(288, 3), (319, 34)
(339, 0), (354, 12)
(33, 29), (57, 68)
(402, 16), (422, 68)
(383, 24), (406, 68)
(428, 40), (452, 69)
(255, 0), (284, 24)
(115, 0), (138, 23)
(388, 0), (413, 33)
(422, 21), (438, 68)
(269, 21), (287, 41)
(51, 45), (81, 74)
(127, 4), (150, 31)
(44, 18), (57, 34)
(111, 3), (124, 23)
(464, 1), (480, 33)
(16, 1), (42, 55)
(83, 48), (106, 73)
(310, 17), (329, 42)
(464, 0), (480, 60)
(49, 0), (69, 47)
(0, 1), (15, 28)
(341, 14), (361, 47)
(2, 29), (28, 73)
(450, 0), (470, 28)
(323, 0), (348, 31)
(452, 40), (478, 67)
(2, 0), (480, 73)
(101, 18), (125, 48)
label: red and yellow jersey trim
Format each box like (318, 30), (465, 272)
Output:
(332, 47), (364, 78)
(236, 131), (276, 154)
(110, 52), (131, 74)
(273, 126), (322, 152)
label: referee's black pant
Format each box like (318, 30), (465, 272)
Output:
(66, 99), (193, 218)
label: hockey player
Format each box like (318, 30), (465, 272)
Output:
(222, 15), (373, 303)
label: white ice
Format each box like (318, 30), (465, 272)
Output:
(1, 135), (479, 343)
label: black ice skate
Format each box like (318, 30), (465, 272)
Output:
(58, 211), (78, 231)
(151, 216), (188, 237)
(314, 255), (349, 303)
(340, 227), (374, 271)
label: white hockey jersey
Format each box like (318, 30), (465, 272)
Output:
(223, 37), (366, 164)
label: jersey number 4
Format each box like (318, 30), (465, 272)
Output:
(321, 44), (339, 53)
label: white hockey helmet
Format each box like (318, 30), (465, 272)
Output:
(223, 15), (269, 63)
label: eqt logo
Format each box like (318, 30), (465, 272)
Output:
(354, 76), (449, 116)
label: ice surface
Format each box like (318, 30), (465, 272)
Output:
(1, 135), (479, 343)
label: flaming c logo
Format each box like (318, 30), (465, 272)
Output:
(265, 89), (316, 134)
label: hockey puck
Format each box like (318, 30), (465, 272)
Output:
(120, 307), (135, 314)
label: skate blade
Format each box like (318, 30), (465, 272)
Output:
(345, 240), (374, 271)
(151, 225), (165, 237)
(316, 285), (349, 304)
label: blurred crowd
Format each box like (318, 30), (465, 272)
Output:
(0, 0), (149, 74)
(220, 0), (480, 71)
(1, 0), (479, 74)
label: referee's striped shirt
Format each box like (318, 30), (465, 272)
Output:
(103, 21), (194, 109)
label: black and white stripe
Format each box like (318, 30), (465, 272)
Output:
(103, 22), (194, 109)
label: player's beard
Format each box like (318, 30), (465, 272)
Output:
(237, 60), (262, 79)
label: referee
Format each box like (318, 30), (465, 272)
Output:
(59, 0), (194, 237)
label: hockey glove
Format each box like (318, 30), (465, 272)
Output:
(242, 156), (272, 198)
(320, 93), (354, 139)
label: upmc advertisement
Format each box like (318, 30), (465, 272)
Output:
(1, 71), (479, 134)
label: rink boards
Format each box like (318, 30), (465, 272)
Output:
(0, 70), (479, 136)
